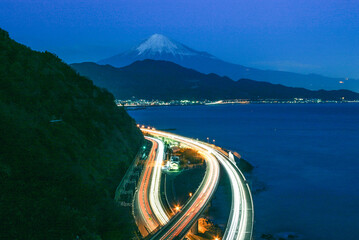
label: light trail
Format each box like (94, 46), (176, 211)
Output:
(143, 129), (220, 240)
(134, 137), (170, 236)
(159, 150), (219, 240)
(142, 128), (254, 240)
(212, 150), (251, 240)
(135, 138), (160, 235)
(147, 137), (170, 225)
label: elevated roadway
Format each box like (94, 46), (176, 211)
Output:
(133, 137), (170, 236)
(142, 128), (254, 240)
(142, 129), (220, 240)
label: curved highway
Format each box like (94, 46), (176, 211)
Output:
(142, 128), (254, 240)
(142, 129), (220, 240)
(212, 149), (254, 240)
(147, 137), (170, 225)
(134, 137), (170, 236)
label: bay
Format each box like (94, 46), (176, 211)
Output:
(129, 103), (359, 240)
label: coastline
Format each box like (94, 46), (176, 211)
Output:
(123, 100), (359, 110)
(128, 103), (359, 240)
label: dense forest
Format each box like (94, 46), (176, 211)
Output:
(0, 28), (143, 239)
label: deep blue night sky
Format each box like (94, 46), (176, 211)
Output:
(1, 0), (358, 78)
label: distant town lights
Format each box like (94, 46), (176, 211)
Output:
(117, 98), (357, 106)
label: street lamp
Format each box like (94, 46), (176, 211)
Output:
(175, 205), (181, 212)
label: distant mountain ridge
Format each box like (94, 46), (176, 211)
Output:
(71, 60), (359, 101)
(96, 34), (359, 92)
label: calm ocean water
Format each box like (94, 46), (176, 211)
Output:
(128, 103), (359, 240)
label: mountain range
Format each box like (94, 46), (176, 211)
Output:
(97, 34), (359, 92)
(71, 60), (359, 101)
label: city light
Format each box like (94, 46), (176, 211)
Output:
(115, 97), (354, 107)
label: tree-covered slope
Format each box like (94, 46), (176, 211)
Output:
(0, 28), (143, 239)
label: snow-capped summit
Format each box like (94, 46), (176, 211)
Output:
(95, 34), (359, 92)
(136, 34), (193, 56)
(97, 33), (216, 68)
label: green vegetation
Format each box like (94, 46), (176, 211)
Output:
(166, 167), (206, 208)
(0, 28), (143, 239)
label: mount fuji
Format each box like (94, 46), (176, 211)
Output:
(98, 34), (217, 68)
(97, 34), (359, 92)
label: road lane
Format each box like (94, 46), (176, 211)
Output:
(147, 137), (170, 225)
(142, 129), (220, 240)
(134, 138), (160, 236)
(212, 150), (254, 240)
(134, 137), (170, 236)
(142, 128), (254, 240)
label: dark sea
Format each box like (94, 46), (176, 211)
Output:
(128, 103), (359, 240)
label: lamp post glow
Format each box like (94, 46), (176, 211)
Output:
(175, 205), (181, 212)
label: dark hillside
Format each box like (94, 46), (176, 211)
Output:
(0, 28), (143, 239)
(71, 60), (359, 101)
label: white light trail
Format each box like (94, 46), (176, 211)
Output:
(143, 128), (254, 240)
(146, 137), (170, 225)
